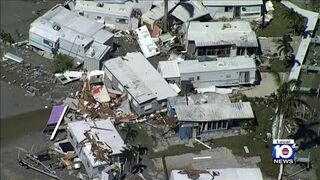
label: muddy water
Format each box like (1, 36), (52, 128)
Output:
(0, 109), (50, 146)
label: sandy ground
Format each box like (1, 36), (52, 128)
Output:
(242, 72), (284, 97)
(153, 147), (260, 171)
(259, 36), (302, 57)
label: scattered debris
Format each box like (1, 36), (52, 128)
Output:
(17, 147), (61, 180)
(2, 52), (24, 63)
(134, 26), (160, 58)
(193, 138), (211, 149)
(43, 105), (69, 134)
(55, 71), (83, 85)
(244, 146), (250, 154)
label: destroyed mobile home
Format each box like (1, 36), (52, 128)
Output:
(68, 119), (125, 179)
(141, 0), (211, 34)
(29, 5), (114, 71)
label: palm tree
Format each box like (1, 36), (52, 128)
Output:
(120, 145), (148, 177)
(283, 8), (305, 35)
(277, 35), (294, 66)
(275, 80), (301, 118)
(277, 35), (293, 60)
(121, 124), (138, 143)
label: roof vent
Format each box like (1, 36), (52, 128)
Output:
(53, 25), (61, 31)
(218, 62), (225, 66)
(222, 23), (232, 30)
(97, 3), (104, 7)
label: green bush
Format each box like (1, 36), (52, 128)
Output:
(54, 53), (73, 73)
(1, 31), (15, 44)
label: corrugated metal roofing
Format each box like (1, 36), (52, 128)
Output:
(175, 102), (254, 122)
(168, 93), (231, 107)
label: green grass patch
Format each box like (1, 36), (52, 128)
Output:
(270, 59), (290, 72)
(210, 104), (278, 178)
(310, 147), (320, 178)
(144, 104), (278, 178)
(257, 2), (291, 37)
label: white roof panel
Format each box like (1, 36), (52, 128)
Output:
(168, 93), (231, 107)
(187, 21), (258, 47)
(104, 52), (177, 103)
(85, 41), (111, 60)
(157, 60), (180, 78)
(202, 0), (263, 6)
(74, 0), (134, 17)
(93, 29), (114, 44)
(29, 25), (59, 42)
(43, 5), (105, 36)
(135, 26), (160, 58)
(178, 56), (256, 74)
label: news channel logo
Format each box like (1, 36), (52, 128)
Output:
(272, 139), (297, 164)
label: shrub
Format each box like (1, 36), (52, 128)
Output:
(0, 30), (15, 44)
(54, 53), (73, 73)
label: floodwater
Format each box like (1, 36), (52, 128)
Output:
(0, 108), (50, 146)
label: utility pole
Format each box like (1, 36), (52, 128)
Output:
(163, 0), (169, 32)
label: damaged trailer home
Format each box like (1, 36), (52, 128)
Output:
(202, 0), (264, 21)
(184, 21), (259, 57)
(158, 56), (257, 88)
(103, 52), (177, 116)
(169, 99), (255, 140)
(67, 119), (125, 179)
(29, 5), (114, 71)
(141, 0), (211, 34)
(72, 0), (141, 31)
